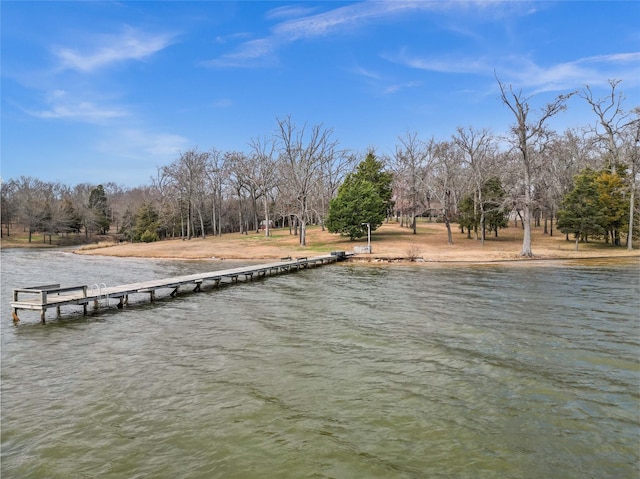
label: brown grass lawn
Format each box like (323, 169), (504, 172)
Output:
(55, 221), (640, 264)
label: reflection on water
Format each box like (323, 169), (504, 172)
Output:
(1, 249), (639, 478)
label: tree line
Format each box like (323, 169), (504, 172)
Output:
(2, 81), (638, 255)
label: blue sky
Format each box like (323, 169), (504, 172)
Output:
(2, 1), (639, 187)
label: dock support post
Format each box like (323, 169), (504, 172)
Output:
(56, 306), (61, 318)
(170, 286), (179, 297)
(40, 309), (46, 324)
(193, 280), (202, 292)
(117, 297), (124, 309)
(149, 291), (155, 302)
(12, 310), (19, 323)
(83, 304), (87, 316)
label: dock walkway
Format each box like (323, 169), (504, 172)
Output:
(11, 253), (347, 323)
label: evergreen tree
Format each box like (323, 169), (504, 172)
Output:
(119, 206), (136, 242)
(133, 203), (160, 242)
(557, 168), (607, 249)
(88, 185), (111, 234)
(62, 198), (83, 234)
(326, 152), (391, 240)
(483, 177), (509, 237)
(353, 152), (394, 215)
(458, 195), (477, 238)
(458, 177), (508, 238)
(595, 168), (629, 245)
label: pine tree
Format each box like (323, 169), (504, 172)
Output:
(557, 168), (607, 249)
(133, 203), (160, 243)
(326, 152), (391, 240)
(88, 185), (111, 235)
(595, 169), (629, 246)
(483, 177), (509, 237)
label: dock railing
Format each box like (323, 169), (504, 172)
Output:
(11, 253), (350, 323)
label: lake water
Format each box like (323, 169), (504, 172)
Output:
(1, 249), (639, 478)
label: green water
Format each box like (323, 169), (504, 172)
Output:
(2, 250), (639, 478)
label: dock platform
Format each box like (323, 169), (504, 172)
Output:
(11, 253), (347, 323)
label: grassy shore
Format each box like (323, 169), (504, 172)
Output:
(3, 222), (638, 263)
(48, 222), (639, 264)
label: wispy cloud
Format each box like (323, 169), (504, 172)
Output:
(271, 2), (430, 40)
(25, 89), (128, 122)
(53, 26), (175, 72)
(383, 81), (422, 95)
(206, 1), (458, 68)
(353, 65), (421, 95)
(211, 98), (233, 108)
(352, 66), (382, 81)
(205, 38), (278, 68)
(98, 128), (189, 159)
(264, 5), (319, 21)
(207, 1), (535, 68)
(503, 52), (640, 93)
(384, 47), (491, 75)
(387, 46), (640, 94)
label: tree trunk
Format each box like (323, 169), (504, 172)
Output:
(197, 206), (205, 239)
(187, 202), (192, 240)
(263, 197), (270, 238)
(628, 184), (635, 249)
(300, 218), (306, 246)
(521, 167), (533, 257)
(211, 200), (218, 236)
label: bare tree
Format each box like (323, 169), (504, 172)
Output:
(226, 151), (255, 234)
(581, 80), (627, 172)
(206, 148), (227, 237)
(275, 116), (337, 246)
(41, 182), (75, 244)
(497, 77), (574, 256)
(453, 127), (497, 244)
(537, 129), (598, 236)
(161, 148), (210, 239)
(152, 168), (182, 238)
(624, 111), (640, 249)
(581, 80), (638, 248)
(318, 149), (355, 230)
(13, 177), (49, 243)
(1, 178), (17, 237)
(394, 132), (433, 234)
(430, 141), (465, 244)
(248, 136), (279, 237)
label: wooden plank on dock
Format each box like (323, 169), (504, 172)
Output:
(10, 253), (347, 323)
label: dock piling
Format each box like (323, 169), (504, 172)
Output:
(9, 253), (348, 322)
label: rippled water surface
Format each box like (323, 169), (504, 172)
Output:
(2, 249), (639, 478)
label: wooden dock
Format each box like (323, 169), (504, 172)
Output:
(11, 253), (347, 323)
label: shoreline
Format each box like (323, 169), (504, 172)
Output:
(4, 244), (638, 268)
(3, 222), (639, 266)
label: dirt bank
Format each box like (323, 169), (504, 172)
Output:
(71, 222), (640, 264)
